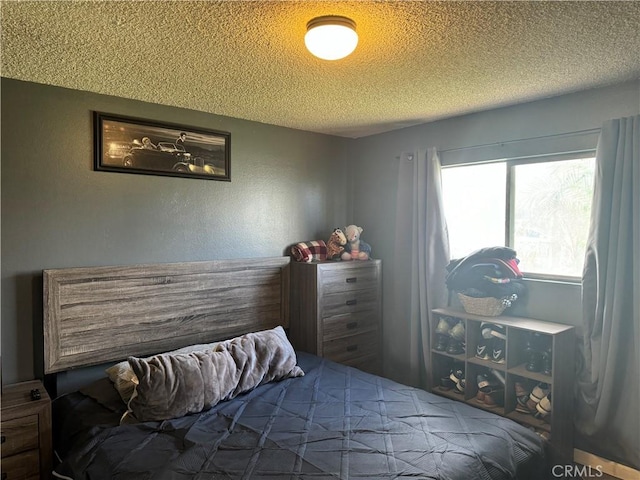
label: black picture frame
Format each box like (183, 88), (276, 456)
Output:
(94, 112), (231, 181)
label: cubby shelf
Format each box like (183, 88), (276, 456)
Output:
(429, 307), (575, 463)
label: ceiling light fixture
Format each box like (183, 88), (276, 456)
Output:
(305, 16), (358, 61)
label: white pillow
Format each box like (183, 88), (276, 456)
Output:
(106, 340), (225, 404)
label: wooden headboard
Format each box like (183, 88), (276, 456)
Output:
(43, 257), (290, 374)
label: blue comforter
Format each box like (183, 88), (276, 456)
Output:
(53, 352), (547, 479)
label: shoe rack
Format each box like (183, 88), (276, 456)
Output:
(429, 307), (576, 463)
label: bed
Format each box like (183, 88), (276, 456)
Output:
(44, 257), (548, 480)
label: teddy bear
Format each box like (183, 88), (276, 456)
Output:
(326, 228), (347, 260)
(341, 224), (371, 260)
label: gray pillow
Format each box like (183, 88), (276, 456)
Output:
(106, 340), (225, 404)
(126, 326), (304, 422)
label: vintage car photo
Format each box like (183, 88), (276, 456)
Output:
(94, 112), (230, 181)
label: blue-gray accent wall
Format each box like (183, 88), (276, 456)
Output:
(1, 78), (348, 383)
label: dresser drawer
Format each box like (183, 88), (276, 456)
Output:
(321, 288), (379, 318)
(320, 264), (380, 295)
(322, 310), (379, 342)
(1, 415), (39, 458)
(1, 448), (40, 479)
(323, 330), (379, 364)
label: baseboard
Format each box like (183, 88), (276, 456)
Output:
(574, 449), (640, 480)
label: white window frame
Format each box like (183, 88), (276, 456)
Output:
(442, 150), (596, 283)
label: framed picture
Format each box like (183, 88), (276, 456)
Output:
(94, 112), (230, 181)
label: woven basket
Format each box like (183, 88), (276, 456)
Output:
(457, 293), (507, 317)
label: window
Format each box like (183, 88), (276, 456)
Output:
(441, 155), (595, 279)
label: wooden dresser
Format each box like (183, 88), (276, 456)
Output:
(1, 380), (52, 480)
(290, 259), (382, 374)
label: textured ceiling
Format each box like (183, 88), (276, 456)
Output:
(2, 1), (640, 138)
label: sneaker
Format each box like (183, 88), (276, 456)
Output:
(481, 322), (496, 339)
(535, 393), (552, 418)
(449, 365), (465, 394)
(436, 316), (453, 336)
(515, 382), (531, 413)
(434, 333), (448, 351)
(525, 350), (543, 372)
(490, 324), (507, 340)
(440, 375), (456, 391)
(483, 388), (505, 408)
(455, 377), (466, 394)
(476, 373), (492, 402)
(491, 338), (506, 363)
(446, 339), (465, 355)
(449, 321), (465, 342)
(526, 383), (550, 413)
(475, 337), (491, 360)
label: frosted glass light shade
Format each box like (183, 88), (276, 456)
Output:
(305, 16), (358, 60)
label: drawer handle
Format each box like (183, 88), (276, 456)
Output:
(346, 299), (357, 306)
(346, 321), (358, 329)
(346, 345), (358, 352)
(0, 435), (5, 444)
(346, 277), (357, 283)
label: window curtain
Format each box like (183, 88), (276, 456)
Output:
(577, 115), (639, 469)
(391, 148), (449, 388)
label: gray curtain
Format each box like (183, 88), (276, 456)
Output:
(577, 115), (639, 469)
(391, 148), (449, 388)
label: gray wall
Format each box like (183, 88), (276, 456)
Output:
(347, 81), (640, 380)
(3, 77), (639, 386)
(1, 78), (348, 384)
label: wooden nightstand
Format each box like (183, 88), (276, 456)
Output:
(1, 380), (52, 480)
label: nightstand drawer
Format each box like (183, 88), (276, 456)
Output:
(322, 311), (378, 341)
(320, 264), (380, 295)
(1, 415), (39, 458)
(323, 330), (379, 364)
(1, 448), (40, 479)
(321, 289), (379, 318)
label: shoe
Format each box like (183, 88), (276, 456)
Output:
(449, 321), (465, 342)
(525, 350), (543, 372)
(476, 373), (490, 402)
(490, 324), (507, 340)
(535, 393), (552, 418)
(446, 339), (465, 355)
(491, 338), (506, 363)
(515, 382), (531, 413)
(435, 316), (453, 336)
(449, 365), (465, 394)
(480, 322), (495, 339)
(476, 337), (492, 360)
(526, 383), (550, 413)
(455, 377), (466, 394)
(434, 333), (448, 351)
(484, 388), (505, 408)
(440, 375), (456, 391)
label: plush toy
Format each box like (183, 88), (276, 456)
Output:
(326, 228), (347, 260)
(341, 224), (371, 260)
